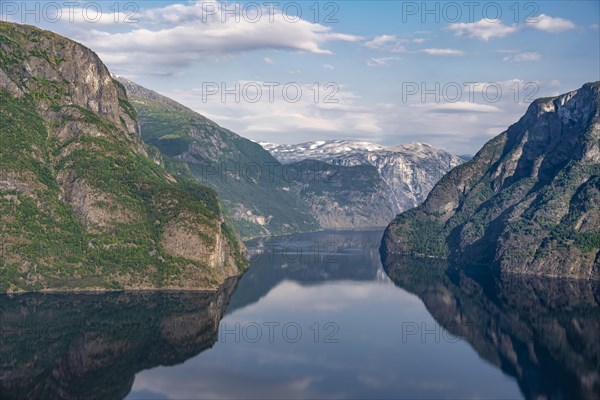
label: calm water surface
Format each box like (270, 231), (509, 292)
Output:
(1, 230), (598, 399)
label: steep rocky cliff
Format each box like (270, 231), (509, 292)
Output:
(382, 82), (600, 279)
(0, 22), (246, 291)
(290, 160), (398, 228)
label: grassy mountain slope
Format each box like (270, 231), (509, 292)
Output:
(116, 77), (319, 238)
(0, 22), (246, 292)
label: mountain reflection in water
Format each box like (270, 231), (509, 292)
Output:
(383, 256), (600, 400)
(0, 278), (238, 400)
(1, 231), (598, 399)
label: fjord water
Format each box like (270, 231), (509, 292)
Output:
(124, 230), (598, 399)
(1, 231), (598, 399)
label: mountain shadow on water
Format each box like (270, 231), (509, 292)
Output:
(0, 277), (238, 400)
(382, 256), (600, 399)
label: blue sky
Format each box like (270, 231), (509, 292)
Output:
(2, 0), (599, 154)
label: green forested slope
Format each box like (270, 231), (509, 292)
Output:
(0, 22), (246, 292)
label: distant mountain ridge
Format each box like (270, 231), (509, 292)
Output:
(260, 140), (386, 163)
(262, 140), (465, 211)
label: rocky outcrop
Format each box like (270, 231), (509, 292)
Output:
(382, 82), (600, 279)
(0, 22), (246, 291)
(0, 23), (140, 151)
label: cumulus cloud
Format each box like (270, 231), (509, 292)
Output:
(529, 14), (576, 33)
(86, 22), (356, 56)
(421, 48), (465, 56)
(503, 52), (541, 62)
(448, 19), (518, 41)
(68, 1), (360, 74)
(364, 35), (406, 52)
(448, 15), (576, 41)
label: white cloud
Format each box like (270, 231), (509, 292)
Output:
(421, 48), (465, 56)
(156, 78), (567, 155)
(448, 15), (576, 41)
(366, 57), (399, 67)
(88, 22), (356, 56)
(323, 64), (335, 70)
(368, 79), (565, 154)
(167, 80), (383, 143)
(364, 35), (406, 53)
(591, 24), (600, 30)
(529, 14), (575, 33)
(264, 57), (274, 64)
(416, 102), (501, 114)
(70, 1), (360, 74)
(412, 38), (428, 44)
(503, 52), (541, 62)
(448, 19), (518, 41)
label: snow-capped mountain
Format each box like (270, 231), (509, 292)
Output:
(259, 140), (386, 163)
(260, 140), (465, 211)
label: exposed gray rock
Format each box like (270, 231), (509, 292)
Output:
(263, 140), (465, 220)
(382, 82), (600, 280)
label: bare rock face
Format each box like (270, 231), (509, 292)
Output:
(0, 23), (141, 150)
(382, 82), (600, 280)
(263, 141), (464, 228)
(288, 160), (398, 229)
(161, 212), (241, 286)
(0, 22), (246, 291)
